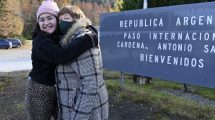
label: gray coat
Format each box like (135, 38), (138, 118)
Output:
(56, 18), (108, 120)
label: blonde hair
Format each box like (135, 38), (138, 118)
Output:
(59, 5), (86, 20)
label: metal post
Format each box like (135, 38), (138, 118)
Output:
(141, 0), (152, 85)
(183, 83), (188, 92)
(143, 0), (148, 9)
(120, 72), (125, 88)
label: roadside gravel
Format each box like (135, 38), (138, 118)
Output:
(160, 88), (215, 108)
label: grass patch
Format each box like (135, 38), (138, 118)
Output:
(104, 70), (215, 101)
(16, 103), (25, 111)
(150, 78), (184, 90)
(0, 71), (28, 91)
(0, 76), (11, 91)
(103, 69), (132, 80)
(106, 79), (215, 119)
(192, 86), (215, 100)
(150, 79), (215, 101)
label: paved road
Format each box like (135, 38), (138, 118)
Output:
(0, 49), (32, 72)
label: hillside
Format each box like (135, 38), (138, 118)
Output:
(0, 0), (112, 38)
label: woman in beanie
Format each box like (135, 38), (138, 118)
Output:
(56, 5), (108, 120)
(25, 0), (98, 120)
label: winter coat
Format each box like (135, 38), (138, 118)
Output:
(29, 24), (97, 86)
(56, 18), (109, 120)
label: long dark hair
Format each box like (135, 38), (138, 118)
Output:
(32, 23), (41, 38)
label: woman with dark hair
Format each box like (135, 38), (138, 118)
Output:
(24, 1), (98, 120)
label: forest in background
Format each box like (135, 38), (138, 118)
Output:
(0, 0), (214, 39)
(0, 0), (114, 39)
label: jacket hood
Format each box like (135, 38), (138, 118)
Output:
(61, 17), (92, 45)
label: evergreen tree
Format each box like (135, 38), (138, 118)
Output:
(115, 0), (214, 11)
(149, 0), (209, 8)
(120, 0), (143, 10)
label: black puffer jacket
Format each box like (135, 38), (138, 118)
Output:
(29, 25), (98, 86)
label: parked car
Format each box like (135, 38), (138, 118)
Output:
(6, 38), (22, 48)
(0, 39), (12, 49)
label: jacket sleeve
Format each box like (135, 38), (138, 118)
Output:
(71, 50), (100, 120)
(36, 33), (97, 64)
